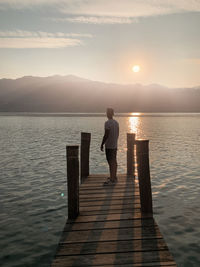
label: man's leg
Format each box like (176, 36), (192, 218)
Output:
(108, 161), (116, 182)
(106, 149), (114, 182)
(108, 162), (112, 180)
(105, 149), (117, 183)
(105, 149), (110, 178)
(110, 149), (117, 181)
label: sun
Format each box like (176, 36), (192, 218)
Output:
(132, 65), (140, 73)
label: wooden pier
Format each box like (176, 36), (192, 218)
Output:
(52, 133), (176, 266)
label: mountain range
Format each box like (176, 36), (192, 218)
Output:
(0, 75), (200, 112)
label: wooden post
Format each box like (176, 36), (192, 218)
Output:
(67, 146), (79, 220)
(81, 132), (91, 183)
(127, 133), (136, 177)
(136, 140), (153, 215)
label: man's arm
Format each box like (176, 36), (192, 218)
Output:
(101, 129), (110, 151)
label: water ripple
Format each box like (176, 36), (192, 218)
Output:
(0, 114), (200, 266)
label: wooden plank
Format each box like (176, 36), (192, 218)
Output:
(79, 187), (139, 193)
(78, 211), (143, 218)
(81, 183), (137, 187)
(84, 177), (139, 182)
(127, 133), (136, 176)
(81, 185), (139, 190)
(83, 176), (137, 181)
(52, 173), (176, 266)
(88, 263), (176, 267)
(80, 132), (91, 182)
(67, 146), (79, 220)
(79, 193), (139, 197)
(67, 263), (176, 267)
(80, 197), (140, 203)
(60, 226), (162, 243)
(80, 195), (140, 203)
(82, 177), (137, 182)
(80, 192), (140, 199)
(74, 213), (153, 223)
(56, 238), (168, 256)
(80, 198), (141, 207)
(63, 218), (157, 232)
(81, 183), (137, 186)
(80, 203), (141, 211)
(52, 250), (174, 266)
(79, 208), (141, 216)
(82, 179), (136, 184)
(79, 191), (139, 197)
(81, 181), (139, 186)
(87, 174), (138, 178)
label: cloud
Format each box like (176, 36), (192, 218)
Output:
(0, 30), (84, 48)
(0, 0), (63, 9)
(59, 0), (200, 17)
(0, 30), (95, 48)
(0, 30), (92, 38)
(0, 38), (82, 48)
(58, 16), (138, 24)
(1, 0), (200, 18)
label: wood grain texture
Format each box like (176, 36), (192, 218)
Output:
(52, 250), (174, 266)
(52, 174), (176, 266)
(57, 238), (168, 256)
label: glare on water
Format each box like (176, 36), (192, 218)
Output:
(0, 113), (200, 266)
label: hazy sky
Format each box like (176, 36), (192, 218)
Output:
(0, 0), (200, 87)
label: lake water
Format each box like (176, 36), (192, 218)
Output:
(0, 113), (200, 267)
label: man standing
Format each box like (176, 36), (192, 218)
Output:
(101, 108), (119, 185)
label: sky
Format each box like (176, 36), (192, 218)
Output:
(0, 0), (200, 87)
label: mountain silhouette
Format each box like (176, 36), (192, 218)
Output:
(0, 75), (199, 112)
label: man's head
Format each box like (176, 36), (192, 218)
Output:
(106, 108), (114, 119)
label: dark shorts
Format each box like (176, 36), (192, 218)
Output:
(105, 149), (117, 164)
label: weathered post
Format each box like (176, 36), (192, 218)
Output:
(127, 133), (136, 177)
(67, 146), (79, 220)
(81, 132), (91, 183)
(136, 140), (153, 215)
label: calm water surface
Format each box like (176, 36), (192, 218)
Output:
(0, 113), (200, 267)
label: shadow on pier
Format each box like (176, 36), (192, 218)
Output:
(51, 132), (176, 266)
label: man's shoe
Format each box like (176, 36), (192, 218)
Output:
(103, 178), (116, 186)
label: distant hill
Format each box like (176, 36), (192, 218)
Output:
(0, 75), (200, 112)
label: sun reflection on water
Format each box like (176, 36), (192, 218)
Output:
(128, 113), (141, 135)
